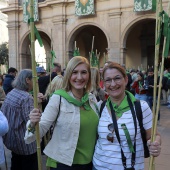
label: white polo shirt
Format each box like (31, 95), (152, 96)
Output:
(93, 100), (152, 170)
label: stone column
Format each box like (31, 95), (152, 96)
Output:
(6, 1), (20, 70)
(8, 21), (20, 69)
(120, 47), (127, 65)
(108, 12), (122, 64)
(51, 3), (67, 68)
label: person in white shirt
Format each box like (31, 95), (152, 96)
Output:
(93, 62), (161, 170)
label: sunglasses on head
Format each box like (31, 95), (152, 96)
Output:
(107, 123), (115, 143)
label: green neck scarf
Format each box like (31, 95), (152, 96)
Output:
(106, 90), (136, 118)
(138, 81), (143, 88)
(54, 89), (90, 110)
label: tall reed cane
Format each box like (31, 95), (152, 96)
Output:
(149, 0), (162, 170)
(30, 0), (42, 169)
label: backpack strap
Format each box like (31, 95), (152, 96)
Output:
(134, 100), (150, 158)
(99, 100), (106, 117)
(134, 100), (143, 127)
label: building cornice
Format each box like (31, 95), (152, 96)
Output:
(108, 12), (122, 18)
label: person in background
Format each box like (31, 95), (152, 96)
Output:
(90, 67), (106, 102)
(44, 75), (63, 101)
(146, 68), (160, 122)
(162, 68), (170, 106)
(36, 66), (46, 77)
(99, 67), (104, 89)
(146, 68), (155, 108)
(142, 70), (147, 79)
(131, 72), (148, 102)
(1, 69), (43, 170)
(3, 67), (18, 94)
(121, 64), (132, 92)
(38, 63), (61, 95)
(0, 110), (9, 169)
(24, 56), (99, 170)
(0, 75), (6, 108)
(129, 69), (137, 95)
(93, 62), (161, 170)
(38, 63), (61, 111)
(130, 69), (138, 86)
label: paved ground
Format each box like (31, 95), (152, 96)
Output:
(0, 105), (170, 170)
(145, 105), (170, 170)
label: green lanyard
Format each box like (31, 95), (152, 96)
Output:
(121, 124), (134, 153)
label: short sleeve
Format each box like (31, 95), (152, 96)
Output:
(140, 100), (152, 130)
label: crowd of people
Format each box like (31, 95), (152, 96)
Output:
(0, 56), (169, 170)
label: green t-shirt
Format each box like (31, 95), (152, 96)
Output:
(73, 108), (99, 164)
(46, 107), (99, 168)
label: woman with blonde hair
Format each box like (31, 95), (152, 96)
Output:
(25, 56), (99, 170)
(44, 75), (63, 99)
(90, 67), (106, 101)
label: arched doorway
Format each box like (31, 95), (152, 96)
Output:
(20, 31), (51, 69)
(125, 19), (156, 70)
(68, 25), (108, 67)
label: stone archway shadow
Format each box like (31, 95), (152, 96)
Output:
(20, 30), (51, 69)
(120, 16), (156, 68)
(121, 15), (155, 49)
(66, 23), (110, 66)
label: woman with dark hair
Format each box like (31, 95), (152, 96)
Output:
(1, 69), (43, 170)
(93, 62), (161, 170)
(25, 56), (99, 170)
(131, 72), (148, 102)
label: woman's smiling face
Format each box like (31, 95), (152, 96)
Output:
(70, 63), (89, 93)
(103, 68), (128, 100)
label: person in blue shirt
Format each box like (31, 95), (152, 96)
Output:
(0, 110), (9, 168)
(3, 67), (18, 94)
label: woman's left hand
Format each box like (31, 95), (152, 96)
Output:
(147, 140), (161, 157)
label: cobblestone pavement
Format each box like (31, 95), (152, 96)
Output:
(0, 105), (170, 170)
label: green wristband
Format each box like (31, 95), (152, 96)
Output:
(28, 124), (35, 134)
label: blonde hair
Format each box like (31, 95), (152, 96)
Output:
(63, 56), (91, 93)
(90, 67), (100, 96)
(45, 75), (63, 98)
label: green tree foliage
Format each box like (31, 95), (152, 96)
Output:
(0, 42), (8, 65)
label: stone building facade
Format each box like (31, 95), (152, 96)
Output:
(0, 0), (8, 44)
(2, 0), (169, 71)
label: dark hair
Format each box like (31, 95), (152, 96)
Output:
(137, 72), (144, 79)
(148, 68), (154, 72)
(8, 67), (18, 74)
(53, 63), (61, 68)
(130, 69), (136, 73)
(102, 62), (127, 79)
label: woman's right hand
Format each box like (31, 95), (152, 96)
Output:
(29, 108), (41, 126)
